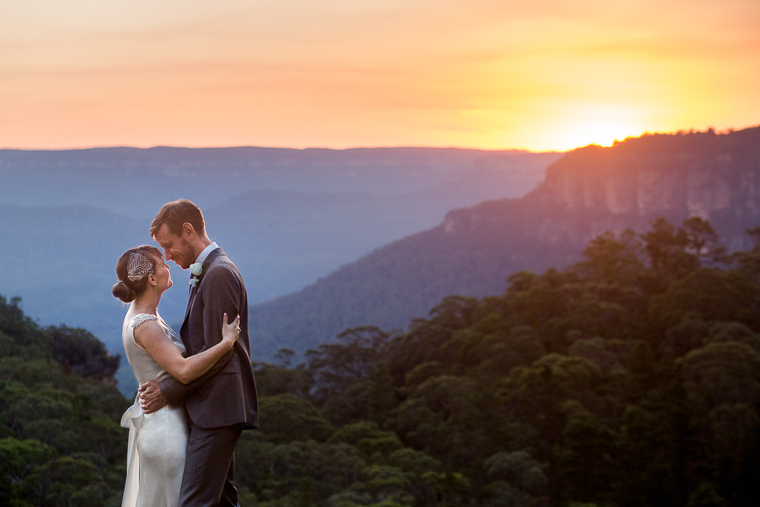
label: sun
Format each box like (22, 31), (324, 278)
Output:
(554, 120), (644, 149)
(539, 104), (650, 151)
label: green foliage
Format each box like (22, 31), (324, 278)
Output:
(50, 326), (120, 380)
(6, 215), (760, 506)
(0, 295), (127, 506)
(233, 217), (760, 506)
(253, 348), (313, 398)
(484, 450), (547, 495)
(257, 395), (335, 444)
(327, 421), (403, 459)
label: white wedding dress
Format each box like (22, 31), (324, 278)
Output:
(120, 313), (189, 507)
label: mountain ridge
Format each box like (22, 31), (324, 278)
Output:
(250, 126), (760, 358)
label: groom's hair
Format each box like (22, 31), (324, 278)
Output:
(151, 199), (206, 238)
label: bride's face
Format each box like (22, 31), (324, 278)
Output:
(153, 256), (173, 293)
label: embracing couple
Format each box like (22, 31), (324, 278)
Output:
(112, 199), (258, 507)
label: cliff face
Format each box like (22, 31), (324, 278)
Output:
(253, 126), (760, 358)
(445, 127), (760, 250)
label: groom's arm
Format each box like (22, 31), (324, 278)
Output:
(156, 349), (234, 403)
(140, 351), (232, 412)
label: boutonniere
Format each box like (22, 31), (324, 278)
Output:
(189, 262), (204, 287)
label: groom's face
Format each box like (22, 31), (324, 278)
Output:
(153, 223), (196, 270)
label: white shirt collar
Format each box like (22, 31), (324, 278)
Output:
(194, 241), (219, 267)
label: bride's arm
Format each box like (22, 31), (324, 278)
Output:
(135, 314), (240, 384)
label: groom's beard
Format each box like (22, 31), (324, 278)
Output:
(172, 241), (196, 270)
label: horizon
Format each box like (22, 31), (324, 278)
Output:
(2, 1), (759, 152)
(1, 124), (755, 154)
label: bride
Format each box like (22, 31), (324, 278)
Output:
(112, 245), (240, 507)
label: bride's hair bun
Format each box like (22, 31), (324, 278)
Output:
(112, 281), (137, 303)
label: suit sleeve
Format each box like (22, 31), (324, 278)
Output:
(159, 350), (232, 405)
(158, 265), (242, 405)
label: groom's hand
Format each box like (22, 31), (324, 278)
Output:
(139, 380), (168, 414)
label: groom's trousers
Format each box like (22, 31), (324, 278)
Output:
(178, 422), (244, 507)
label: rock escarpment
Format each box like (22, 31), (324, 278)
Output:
(445, 127), (760, 250)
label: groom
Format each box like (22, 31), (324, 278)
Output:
(139, 198), (258, 507)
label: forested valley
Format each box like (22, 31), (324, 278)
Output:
(3, 216), (760, 506)
(0, 299), (127, 506)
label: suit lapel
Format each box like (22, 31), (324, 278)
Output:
(183, 283), (198, 323)
(180, 247), (226, 342)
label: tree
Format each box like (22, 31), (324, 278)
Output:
(648, 268), (760, 334)
(681, 217), (726, 263)
(306, 327), (393, 404)
(327, 421), (403, 458)
(484, 450), (547, 497)
(575, 229), (646, 284)
(396, 375), (494, 471)
(641, 217), (699, 281)
(0, 438), (52, 505)
(257, 395), (334, 444)
(50, 326), (120, 380)
(553, 402), (616, 504)
(680, 342), (760, 504)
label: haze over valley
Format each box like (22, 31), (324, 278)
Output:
(4, 127), (760, 396)
(0, 146), (559, 391)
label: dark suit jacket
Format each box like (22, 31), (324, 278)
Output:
(159, 248), (259, 429)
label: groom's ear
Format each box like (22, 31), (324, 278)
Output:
(181, 222), (196, 239)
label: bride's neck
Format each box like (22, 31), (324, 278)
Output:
(132, 289), (159, 315)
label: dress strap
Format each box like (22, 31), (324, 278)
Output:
(132, 313), (158, 329)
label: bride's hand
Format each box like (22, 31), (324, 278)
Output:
(222, 313), (241, 348)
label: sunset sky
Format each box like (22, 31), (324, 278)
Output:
(1, 0), (758, 152)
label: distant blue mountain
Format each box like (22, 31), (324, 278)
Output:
(0, 146), (558, 216)
(0, 146), (559, 395)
